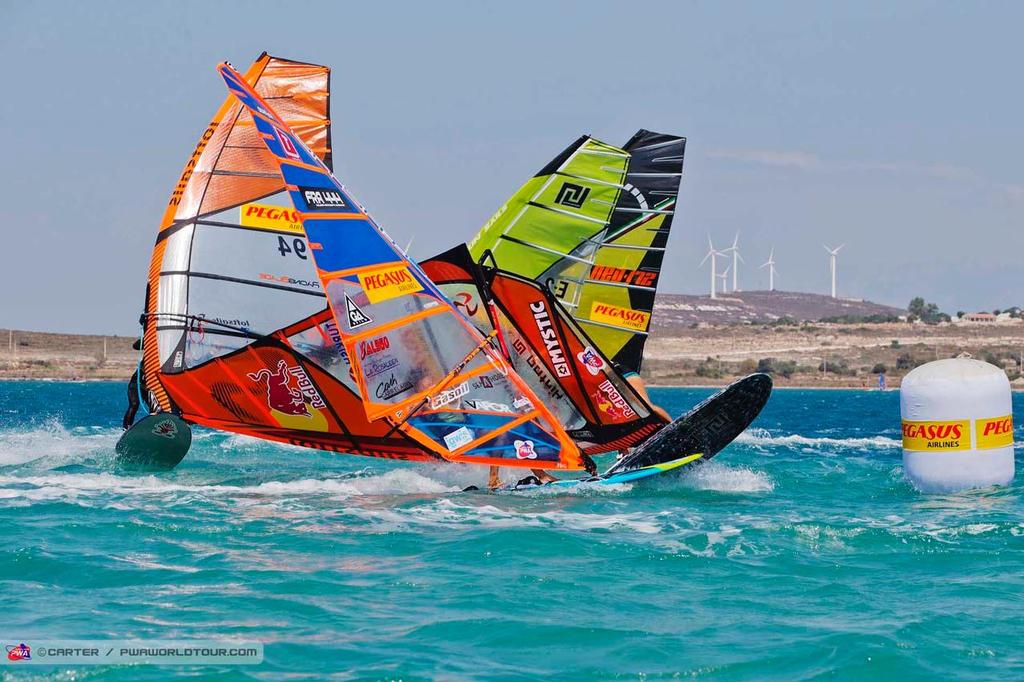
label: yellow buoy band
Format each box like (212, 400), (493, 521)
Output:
(902, 415), (1013, 452)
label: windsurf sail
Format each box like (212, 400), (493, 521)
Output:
(217, 62), (584, 470)
(140, 53), (432, 461)
(422, 245), (666, 454)
(467, 131), (686, 374)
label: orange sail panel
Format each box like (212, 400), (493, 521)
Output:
(218, 62), (584, 471)
(141, 54), (430, 461)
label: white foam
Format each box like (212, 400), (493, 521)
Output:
(737, 428), (900, 451)
(0, 418), (120, 467)
(342, 498), (669, 534)
(679, 461), (775, 493)
(0, 467), (458, 505)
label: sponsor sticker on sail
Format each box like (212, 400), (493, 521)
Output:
(358, 264), (423, 304)
(240, 203), (304, 233)
(589, 301), (651, 332)
(589, 265), (658, 288)
(444, 426), (474, 451)
(430, 381), (470, 410)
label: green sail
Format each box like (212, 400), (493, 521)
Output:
(468, 131), (686, 374)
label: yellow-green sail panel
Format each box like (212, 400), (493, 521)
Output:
(469, 131), (685, 373)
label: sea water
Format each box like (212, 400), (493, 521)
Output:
(0, 381), (1022, 680)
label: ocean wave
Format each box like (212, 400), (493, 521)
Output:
(0, 468), (458, 505)
(0, 418), (120, 467)
(343, 498), (669, 535)
(737, 428), (901, 451)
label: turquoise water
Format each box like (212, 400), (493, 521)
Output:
(1, 381), (1022, 680)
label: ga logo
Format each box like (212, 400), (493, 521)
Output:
(576, 346), (605, 376)
(6, 643), (30, 661)
(514, 439), (537, 459)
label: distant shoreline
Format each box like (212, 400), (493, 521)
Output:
(3, 321), (1022, 390)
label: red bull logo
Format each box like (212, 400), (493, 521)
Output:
(248, 360), (326, 417)
(591, 380), (636, 421)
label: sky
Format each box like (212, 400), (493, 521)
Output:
(1, 1), (1021, 334)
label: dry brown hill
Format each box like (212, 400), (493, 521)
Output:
(651, 290), (905, 331)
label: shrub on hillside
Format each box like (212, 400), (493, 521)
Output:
(757, 357), (797, 379)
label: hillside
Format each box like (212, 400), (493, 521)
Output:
(651, 290), (905, 330)
(0, 329), (137, 380)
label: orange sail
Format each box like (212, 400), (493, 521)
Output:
(140, 54), (432, 461)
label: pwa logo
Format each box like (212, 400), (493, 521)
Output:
(6, 643), (30, 661)
(248, 360), (326, 418)
(576, 346), (605, 376)
(514, 439), (537, 459)
(529, 300), (571, 377)
(554, 182), (590, 209)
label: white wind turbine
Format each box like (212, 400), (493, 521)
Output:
(760, 247), (777, 291)
(717, 265), (731, 295)
(823, 243), (844, 298)
(723, 231), (744, 292)
(700, 235), (725, 298)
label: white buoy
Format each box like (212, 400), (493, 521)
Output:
(900, 358), (1015, 492)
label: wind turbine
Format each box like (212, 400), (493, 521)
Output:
(723, 231), (744, 292)
(700, 235), (724, 298)
(823, 243), (844, 298)
(717, 265), (731, 295)
(760, 247), (777, 291)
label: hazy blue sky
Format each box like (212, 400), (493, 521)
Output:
(2, 1), (1021, 334)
